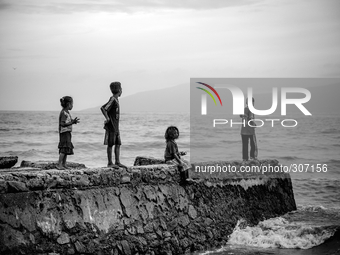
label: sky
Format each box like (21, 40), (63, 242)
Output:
(0, 0), (339, 111)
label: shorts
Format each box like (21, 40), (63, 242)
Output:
(58, 131), (74, 155)
(104, 130), (121, 147)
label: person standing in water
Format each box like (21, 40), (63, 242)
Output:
(240, 97), (258, 161)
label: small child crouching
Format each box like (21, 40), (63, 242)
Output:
(164, 126), (190, 184)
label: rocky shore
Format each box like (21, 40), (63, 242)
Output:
(0, 156), (18, 169)
(0, 156), (296, 254)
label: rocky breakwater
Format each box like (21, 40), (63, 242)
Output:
(0, 158), (296, 254)
(0, 156), (18, 169)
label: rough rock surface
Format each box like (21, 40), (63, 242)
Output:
(20, 160), (86, 170)
(0, 156), (18, 169)
(134, 156), (165, 166)
(0, 158), (296, 255)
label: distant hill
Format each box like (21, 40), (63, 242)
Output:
(82, 81), (339, 115)
(82, 83), (189, 113)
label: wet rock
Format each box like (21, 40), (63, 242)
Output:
(160, 218), (167, 230)
(72, 175), (89, 186)
(67, 247), (75, 254)
(134, 156), (165, 166)
(120, 240), (131, 255)
(188, 205), (197, 219)
(144, 186), (157, 201)
(136, 224), (144, 234)
(7, 181), (28, 192)
(180, 238), (190, 249)
(0, 224), (27, 250)
(177, 215), (190, 227)
(0, 180), (7, 193)
(0, 158), (296, 255)
(20, 160), (86, 169)
(57, 232), (70, 244)
(26, 178), (45, 190)
(164, 231), (171, 238)
(0, 156), (18, 169)
(121, 175), (131, 183)
(204, 218), (213, 225)
(74, 241), (86, 253)
(144, 222), (154, 233)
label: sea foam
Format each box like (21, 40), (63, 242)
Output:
(227, 217), (336, 249)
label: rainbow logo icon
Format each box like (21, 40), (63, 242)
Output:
(196, 82), (223, 106)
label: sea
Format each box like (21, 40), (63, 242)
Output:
(0, 111), (339, 255)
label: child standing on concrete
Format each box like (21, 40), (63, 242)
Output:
(57, 96), (80, 169)
(101, 82), (127, 169)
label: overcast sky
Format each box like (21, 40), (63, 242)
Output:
(0, 0), (339, 111)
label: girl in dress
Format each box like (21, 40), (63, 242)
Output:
(57, 96), (79, 169)
(164, 126), (190, 183)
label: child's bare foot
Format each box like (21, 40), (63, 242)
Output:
(115, 162), (128, 169)
(63, 165), (70, 170)
(56, 165), (65, 170)
(107, 163), (119, 169)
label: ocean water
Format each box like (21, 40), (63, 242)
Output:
(0, 111), (190, 168)
(0, 111), (339, 254)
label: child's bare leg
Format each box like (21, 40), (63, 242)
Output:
(107, 145), (113, 166)
(57, 153), (66, 170)
(62, 154), (68, 168)
(107, 146), (118, 168)
(114, 145), (120, 164)
(115, 145), (127, 169)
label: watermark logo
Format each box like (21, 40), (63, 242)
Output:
(196, 82), (223, 115)
(190, 78), (334, 165)
(192, 79), (313, 129)
(198, 85), (311, 116)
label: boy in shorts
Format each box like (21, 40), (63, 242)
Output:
(101, 81), (127, 169)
